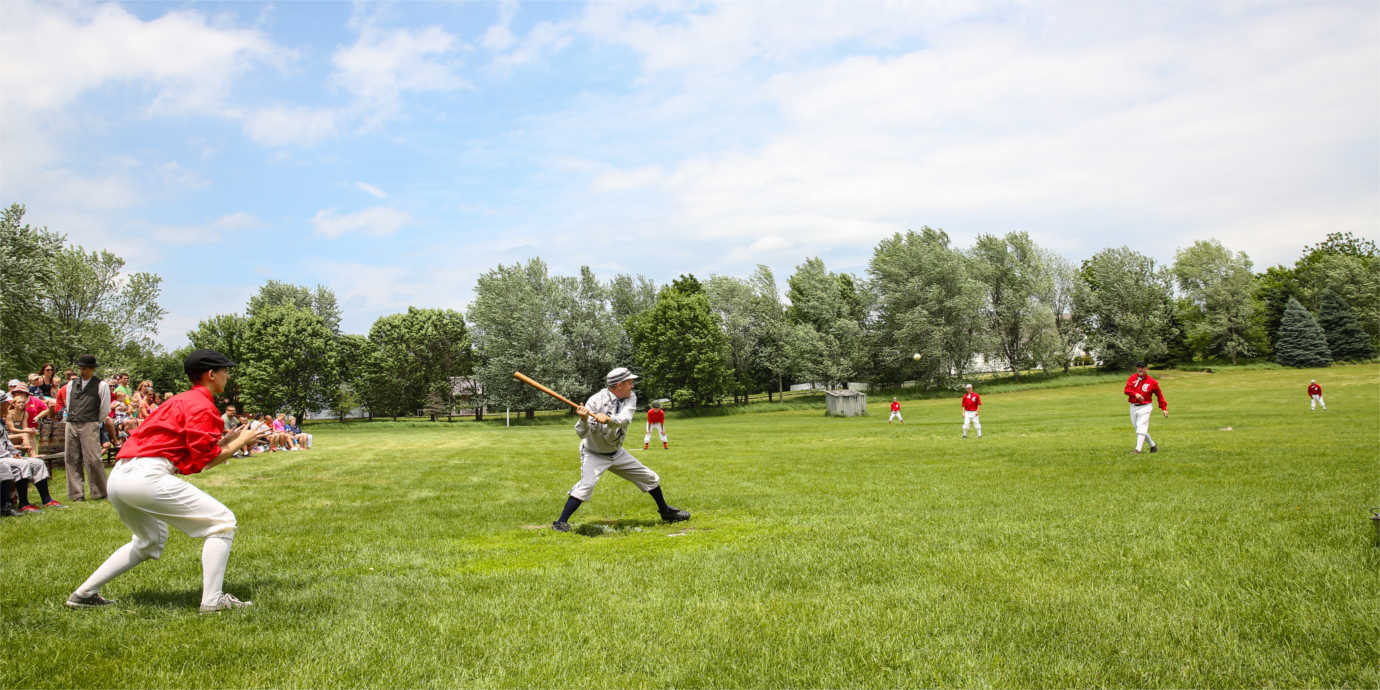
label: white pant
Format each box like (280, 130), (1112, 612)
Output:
(962, 410), (981, 436)
(1130, 404), (1155, 451)
(644, 423), (667, 444)
(0, 456), (49, 482)
(888, 411), (903, 422)
(569, 445), (660, 502)
(74, 457), (237, 607)
(1310, 394), (1326, 410)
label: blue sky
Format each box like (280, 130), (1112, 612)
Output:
(3, 0), (1377, 347)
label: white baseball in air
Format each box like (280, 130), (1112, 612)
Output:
(912, 353), (922, 361)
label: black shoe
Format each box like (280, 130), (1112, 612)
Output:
(659, 507), (690, 523)
(65, 592), (116, 608)
(1149, 444), (1158, 453)
(551, 521), (571, 532)
(1, 506), (22, 517)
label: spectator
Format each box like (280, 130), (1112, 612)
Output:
(6, 383), (40, 456)
(273, 413), (299, 450)
(114, 373), (132, 404)
(135, 380), (157, 419)
(37, 364), (57, 398)
(56, 354), (113, 502)
(221, 405), (238, 432)
(287, 415), (311, 449)
(27, 373), (44, 397)
(0, 391), (65, 514)
(53, 370), (79, 417)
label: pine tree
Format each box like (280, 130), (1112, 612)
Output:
(1316, 289), (1376, 361)
(1274, 297), (1332, 367)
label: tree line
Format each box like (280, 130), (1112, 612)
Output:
(4, 202), (1375, 421)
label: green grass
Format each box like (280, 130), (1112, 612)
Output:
(2, 364), (1377, 687)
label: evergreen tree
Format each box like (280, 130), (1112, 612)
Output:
(1316, 290), (1376, 361)
(1274, 297), (1332, 367)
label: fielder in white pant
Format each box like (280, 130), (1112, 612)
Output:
(66, 349), (270, 613)
(961, 385), (981, 438)
(1123, 362), (1168, 453)
(1308, 380), (1326, 410)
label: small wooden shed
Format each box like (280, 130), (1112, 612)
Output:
(825, 389), (867, 417)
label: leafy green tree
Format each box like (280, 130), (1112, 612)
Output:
(555, 268), (622, 404)
(747, 266), (792, 400)
(0, 204), (62, 375)
(43, 244), (165, 366)
(247, 280), (343, 335)
(1040, 251), (1088, 372)
(627, 285), (729, 406)
(970, 231), (1052, 379)
(785, 258), (870, 388)
(607, 273), (657, 365)
(1293, 252), (1379, 346)
(1172, 239), (1264, 364)
(1274, 297), (1332, 367)
(1316, 289), (1375, 361)
(1074, 247), (1177, 369)
(238, 304), (338, 419)
(1255, 264), (1298, 353)
(334, 333), (377, 420)
(187, 314), (250, 408)
(468, 259), (576, 417)
(367, 307), (473, 420)
(867, 229), (984, 387)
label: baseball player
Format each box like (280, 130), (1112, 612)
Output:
(643, 400), (669, 449)
(1307, 379), (1326, 411)
(552, 367), (690, 533)
(888, 397), (903, 424)
(961, 384), (981, 438)
(1124, 361), (1167, 453)
(65, 350), (271, 613)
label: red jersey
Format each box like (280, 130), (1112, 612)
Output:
(1124, 374), (1167, 410)
(647, 408), (665, 424)
(961, 392), (981, 411)
(1308, 383), (1322, 396)
(116, 385), (224, 475)
(890, 401), (901, 412)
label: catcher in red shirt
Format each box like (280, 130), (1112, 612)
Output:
(1307, 380), (1326, 411)
(643, 400), (668, 450)
(1124, 361), (1167, 453)
(65, 350), (271, 613)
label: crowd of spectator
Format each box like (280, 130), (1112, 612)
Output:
(1, 357), (314, 518)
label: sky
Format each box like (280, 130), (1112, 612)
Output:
(3, 0), (1377, 348)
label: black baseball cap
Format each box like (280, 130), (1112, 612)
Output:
(184, 349), (236, 376)
(1134, 361), (1147, 368)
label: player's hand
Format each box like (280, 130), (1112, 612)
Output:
(575, 405), (590, 420)
(1162, 410), (1169, 418)
(219, 424), (246, 447)
(591, 413), (611, 424)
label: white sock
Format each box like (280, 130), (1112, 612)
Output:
(75, 542), (145, 596)
(200, 536), (234, 607)
(1135, 435), (1145, 452)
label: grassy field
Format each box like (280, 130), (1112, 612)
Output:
(2, 364), (1377, 687)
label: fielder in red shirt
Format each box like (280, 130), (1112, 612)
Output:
(961, 384), (982, 438)
(643, 400), (669, 449)
(888, 397), (903, 424)
(1307, 380), (1326, 411)
(66, 349), (270, 613)
(1124, 361), (1167, 453)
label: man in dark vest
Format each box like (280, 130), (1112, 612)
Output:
(57, 354), (112, 501)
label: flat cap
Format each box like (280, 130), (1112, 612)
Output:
(184, 349), (236, 375)
(605, 367), (638, 387)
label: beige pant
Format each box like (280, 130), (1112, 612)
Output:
(64, 421), (107, 500)
(569, 444), (660, 502)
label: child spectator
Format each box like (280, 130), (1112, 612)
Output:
(287, 415), (311, 449)
(0, 391), (65, 514)
(6, 383), (40, 456)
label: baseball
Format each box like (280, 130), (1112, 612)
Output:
(912, 353), (922, 361)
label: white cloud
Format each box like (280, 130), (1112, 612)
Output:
(243, 106), (342, 147)
(489, 20), (574, 74)
(311, 207), (411, 238)
(158, 161), (209, 190)
(570, 2), (1379, 269)
(355, 182), (388, 198)
(482, 0), (520, 51)
(213, 212), (263, 230)
(332, 24), (468, 127)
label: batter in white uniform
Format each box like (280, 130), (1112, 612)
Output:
(552, 367), (690, 532)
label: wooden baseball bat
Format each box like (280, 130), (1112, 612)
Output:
(512, 371), (581, 410)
